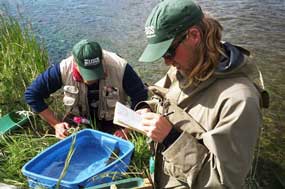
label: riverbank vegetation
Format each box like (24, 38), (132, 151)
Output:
(0, 11), (48, 115)
(0, 11), (284, 189)
(0, 10), (48, 187)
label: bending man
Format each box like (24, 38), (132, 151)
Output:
(25, 39), (148, 139)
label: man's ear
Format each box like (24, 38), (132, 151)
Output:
(185, 26), (201, 46)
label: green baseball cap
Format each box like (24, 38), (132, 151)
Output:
(139, 0), (203, 62)
(72, 39), (104, 81)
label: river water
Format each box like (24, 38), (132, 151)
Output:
(1, 0), (285, 171)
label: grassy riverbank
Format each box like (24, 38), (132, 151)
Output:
(0, 11), (48, 187)
(0, 11), (48, 115)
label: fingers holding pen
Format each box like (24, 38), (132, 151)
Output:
(140, 112), (172, 143)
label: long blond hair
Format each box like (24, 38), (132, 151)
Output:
(188, 14), (224, 84)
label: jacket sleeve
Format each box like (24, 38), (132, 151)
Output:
(24, 63), (62, 113)
(161, 96), (261, 188)
(122, 64), (148, 109)
(200, 96), (261, 188)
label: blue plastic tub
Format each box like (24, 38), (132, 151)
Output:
(22, 129), (134, 189)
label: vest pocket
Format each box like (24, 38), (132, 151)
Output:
(106, 98), (117, 108)
(63, 85), (79, 106)
(104, 87), (119, 106)
(162, 131), (208, 186)
(102, 86), (120, 120)
(63, 96), (76, 106)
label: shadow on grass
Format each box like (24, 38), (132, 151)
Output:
(254, 157), (285, 189)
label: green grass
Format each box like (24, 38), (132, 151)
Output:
(0, 10), (48, 115)
(0, 133), (58, 187)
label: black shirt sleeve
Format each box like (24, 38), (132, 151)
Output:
(24, 63), (62, 112)
(122, 64), (148, 109)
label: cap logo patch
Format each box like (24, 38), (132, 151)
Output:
(145, 26), (156, 38)
(84, 57), (100, 67)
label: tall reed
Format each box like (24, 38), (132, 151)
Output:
(0, 11), (48, 116)
(56, 132), (77, 189)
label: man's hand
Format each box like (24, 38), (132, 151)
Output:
(140, 112), (172, 143)
(39, 108), (71, 139)
(136, 108), (151, 115)
(54, 122), (70, 139)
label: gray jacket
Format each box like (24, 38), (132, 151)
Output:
(148, 43), (267, 188)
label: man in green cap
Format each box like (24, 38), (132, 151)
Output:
(137, 0), (268, 188)
(25, 39), (148, 139)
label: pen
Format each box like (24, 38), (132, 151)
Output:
(163, 111), (174, 117)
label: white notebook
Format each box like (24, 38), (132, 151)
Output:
(113, 102), (146, 134)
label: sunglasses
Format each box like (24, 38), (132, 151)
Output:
(163, 33), (187, 59)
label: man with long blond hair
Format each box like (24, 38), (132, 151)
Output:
(137, 0), (267, 188)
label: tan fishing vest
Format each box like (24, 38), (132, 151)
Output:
(60, 50), (128, 120)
